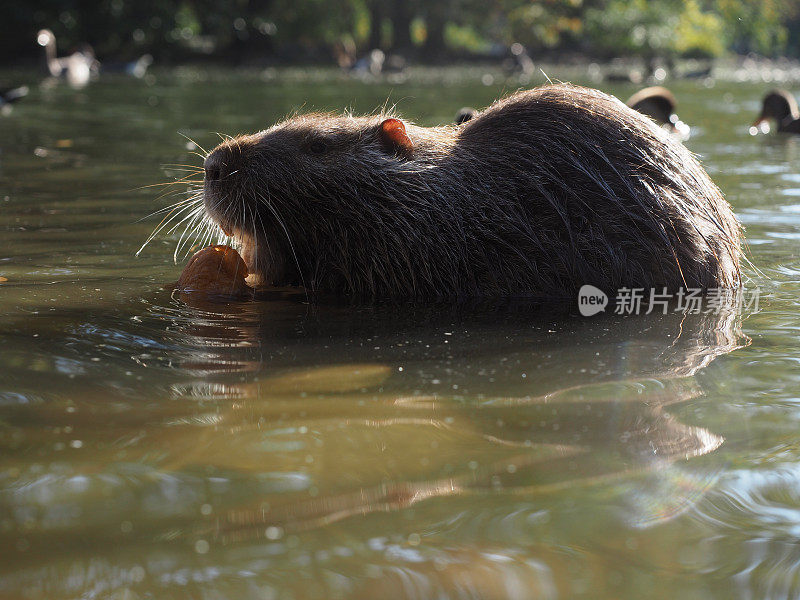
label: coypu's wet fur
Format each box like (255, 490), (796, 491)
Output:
(202, 83), (742, 301)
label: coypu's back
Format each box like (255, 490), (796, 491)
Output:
(200, 83), (742, 301)
(452, 84), (741, 296)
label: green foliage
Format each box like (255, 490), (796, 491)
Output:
(715, 0), (789, 56)
(443, 22), (491, 53)
(673, 0), (726, 58)
(583, 0), (681, 57)
(504, 1), (584, 50)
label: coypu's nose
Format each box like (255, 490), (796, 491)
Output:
(204, 147), (238, 182)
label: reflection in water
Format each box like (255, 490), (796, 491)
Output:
(174, 299), (737, 546)
(0, 292), (747, 598)
(3, 70), (800, 600)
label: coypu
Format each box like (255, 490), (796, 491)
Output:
(752, 89), (800, 134)
(201, 83), (742, 301)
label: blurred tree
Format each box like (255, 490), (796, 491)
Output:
(4, 0), (800, 66)
(716, 0), (788, 56)
(673, 0), (725, 58)
(583, 0), (682, 59)
(786, 1), (800, 56)
(422, 0), (450, 56)
(366, 0), (386, 49)
(390, 0), (414, 53)
(503, 0), (588, 51)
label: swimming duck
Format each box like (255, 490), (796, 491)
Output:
(751, 89), (800, 135)
(0, 86), (28, 107)
(102, 54), (153, 79)
(37, 29), (99, 88)
(454, 107), (477, 124)
(626, 86), (690, 139)
(0, 85), (28, 115)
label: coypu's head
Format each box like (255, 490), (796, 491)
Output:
(202, 113), (452, 292)
(753, 89), (799, 130)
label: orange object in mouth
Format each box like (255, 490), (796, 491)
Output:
(176, 244), (251, 298)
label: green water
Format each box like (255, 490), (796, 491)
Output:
(2, 67), (800, 599)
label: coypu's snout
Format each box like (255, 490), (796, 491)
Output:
(204, 146), (240, 182)
(203, 145), (247, 237)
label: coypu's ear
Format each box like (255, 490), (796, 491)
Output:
(378, 118), (413, 158)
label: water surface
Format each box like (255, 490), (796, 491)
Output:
(2, 67), (800, 599)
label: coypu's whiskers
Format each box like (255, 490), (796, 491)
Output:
(214, 132), (237, 145)
(255, 190), (308, 293)
(173, 204), (213, 262)
(159, 166), (205, 173)
(177, 132), (210, 158)
(137, 193), (198, 223)
(186, 151), (208, 163)
(158, 170), (204, 178)
(197, 220), (219, 253)
(245, 196), (261, 276)
(134, 177), (203, 192)
(251, 201), (264, 280)
(145, 184), (197, 209)
(192, 205), (229, 255)
(137, 192), (204, 256)
(137, 153), (206, 257)
(161, 162), (206, 169)
(139, 137), (218, 261)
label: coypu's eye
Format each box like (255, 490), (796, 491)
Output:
(308, 140), (327, 154)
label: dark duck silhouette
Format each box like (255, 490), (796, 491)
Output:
(454, 107), (477, 125)
(626, 86), (690, 140)
(751, 89), (800, 135)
